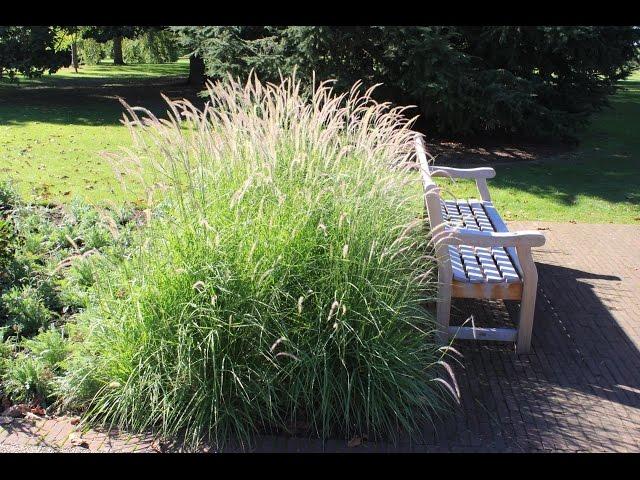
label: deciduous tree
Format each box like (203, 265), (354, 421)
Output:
(82, 27), (147, 65)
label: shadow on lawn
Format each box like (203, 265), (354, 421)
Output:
(428, 79), (640, 210)
(0, 81), (206, 127)
(489, 159), (640, 208)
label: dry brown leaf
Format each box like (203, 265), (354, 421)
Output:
(347, 436), (362, 448)
(151, 439), (169, 453)
(29, 405), (46, 416)
(69, 432), (89, 448)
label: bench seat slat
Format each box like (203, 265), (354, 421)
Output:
(440, 198), (522, 285)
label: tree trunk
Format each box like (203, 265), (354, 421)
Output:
(188, 54), (206, 86)
(112, 36), (124, 65)
(71, 41), (79, 72)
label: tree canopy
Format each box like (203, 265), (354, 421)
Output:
(0, 26), (70, 79)
(178, 26), (640, 141)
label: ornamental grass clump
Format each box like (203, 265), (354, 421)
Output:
(61, 74), (458, 449)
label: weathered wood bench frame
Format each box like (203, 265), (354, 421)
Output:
(415, 135), (546, 354)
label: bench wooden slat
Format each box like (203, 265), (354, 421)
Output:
(476, 247), (505, 282)
(482, 201), (523, 275)
(442, 199), (522, 284)
(448, 325), (518, 342)
(448, 246), (467, 281)
(491, 247), (521, 283)
(459, 245), (484, 282)
(441, 200), (469, 281)
(468, 200), (494, 231)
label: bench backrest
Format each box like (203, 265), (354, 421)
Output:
(415, 135), (445, 229)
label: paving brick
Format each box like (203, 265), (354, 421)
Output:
(0, 222), (638, 452)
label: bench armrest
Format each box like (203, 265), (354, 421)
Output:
(435, 227), (546, 248)
(429, 166), (496, 180)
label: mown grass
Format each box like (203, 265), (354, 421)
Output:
(0, 59), (189, 87)
(0, 61), (191, 206)
(433, 71), (640, 224)
(0, 64), (638, 223)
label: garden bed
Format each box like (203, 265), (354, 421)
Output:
(1, 75), (458, 450)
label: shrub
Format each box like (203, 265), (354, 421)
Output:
(78, 37), (105, 65)
(60, 74), (456, 449)
(22, 326), (69, 370)
(1, 323), (67, 406)
(122, 39), (144, 64)
(122, 30), (179, 64)
(1, 285), (52, 336)
(0, 180), (20, 212)
(0, 218), (15, 278)
(2, 353), (54, 404)
(0, 328), (16, 378)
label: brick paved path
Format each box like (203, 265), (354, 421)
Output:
(1, 222), (639, 452)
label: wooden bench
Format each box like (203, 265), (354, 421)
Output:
(415, 135), (546, 354)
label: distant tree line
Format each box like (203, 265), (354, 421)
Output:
(0, 26), (183, 78)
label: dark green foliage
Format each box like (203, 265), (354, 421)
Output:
(81, 26), (143, 44)
(82, 26), (165, 65)
(0, 26), (70, 80)
(179, 26), (640, 140)
(2, 354), (54, 403)
(0, 183), (138, 336)
(22, 326), (69, 371)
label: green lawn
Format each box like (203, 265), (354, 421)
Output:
(1, 59), (189, 87)
(1, 64), (639, 223)
(0, 61), (191, 205)
(434, 71), (640, 224)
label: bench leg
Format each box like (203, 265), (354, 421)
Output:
(514, 245), (540, 354)
(437, 275), (452, 344)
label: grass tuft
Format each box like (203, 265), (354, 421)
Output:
(60, 73), (455, 449)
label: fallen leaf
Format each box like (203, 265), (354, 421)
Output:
(69, 432), (89, 449)
(151, 439), (169, 453)
(29, 405), (46, 416)
(69, 417), (80, 426)
(347, 436), (362, 448)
